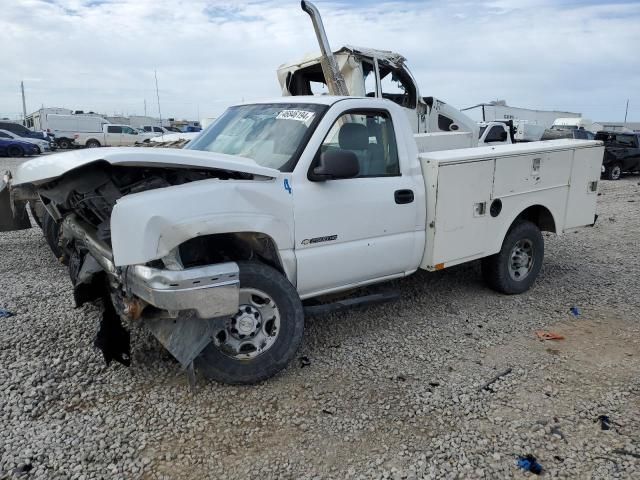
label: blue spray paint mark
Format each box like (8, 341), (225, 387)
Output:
(284, 178), (292, 194)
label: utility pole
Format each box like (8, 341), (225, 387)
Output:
(144, 99), (147, 117)
(20, 81), (27, 126)
(154, 70), (162, 127)
(624, 99), (629, 124)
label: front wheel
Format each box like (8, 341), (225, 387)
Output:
(196, 261), (304, 384)
(7, 145), (23, 157)
(604, 163), (622, 180)
(482, 220), (544, 294)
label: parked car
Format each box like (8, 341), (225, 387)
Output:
(0, 138), (40, 157)
(141, 125), (173, 135)
(595, 131), (640, 180)
(0, 129), (53, 153)
(0, 121), (50, 141)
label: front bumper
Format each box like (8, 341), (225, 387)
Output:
(126, 263), (239, 318)
(62, 215), (240, 319)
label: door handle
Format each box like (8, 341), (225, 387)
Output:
(394, 189), (414, 204)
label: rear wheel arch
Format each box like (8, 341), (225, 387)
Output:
(511, 204), (557, 234)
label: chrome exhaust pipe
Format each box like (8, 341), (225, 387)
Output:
(300, 1), (350, 96)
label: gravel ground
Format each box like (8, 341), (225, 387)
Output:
(1, 154), (639, 479)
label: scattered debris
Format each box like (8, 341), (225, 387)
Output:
(570, 306), (580, 316)
(516, 454), (543, 475)
(597, 415), (612, 430)
(535, 331), (565, 341)
(0, 308), (14, 318)
(554, 455), (565, 462)
(612, 449), (640, 459)
(550, 425), (566, 441)
(628, 200), (635, 203)
(395, 374), (407, 382)
(299, 356), (311, 368)
(429, 381), (440, 387)
(11, 463), (33, 475)
(479, 367), (513, 392)
(321, 408), (335, 415)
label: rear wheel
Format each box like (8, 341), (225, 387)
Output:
(604, 163), (622, 180)
(7, 145), (23, 157)
(57, 138), (71, 149)
(482, 220), (544, 294)
(86, 139), (101, 148)
(196, 261), (304, 384)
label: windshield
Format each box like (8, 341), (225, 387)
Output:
(187, 103), (327, 172)
(551, 124), (577, 130)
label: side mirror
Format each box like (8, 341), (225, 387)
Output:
(309, 149), (359, 181)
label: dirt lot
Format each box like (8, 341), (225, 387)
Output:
(1, 154), (639, 479)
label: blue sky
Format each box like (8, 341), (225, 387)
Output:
(2, 0), (639, 122)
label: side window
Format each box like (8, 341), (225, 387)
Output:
(319, 111), (399, 178)
(0, 132), (10, 138)
(379, 66), (416, 109)
(123, 127), (137, 134)
(485, 126), (506, 142)
(107, 126), (122, 134)
(153, 127), (163, 132)
(143, 126), (152, 132)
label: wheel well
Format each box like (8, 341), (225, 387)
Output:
(513, 205), (556, 233)
(176, 232), (284, 273)
(86, 138), (100, 146)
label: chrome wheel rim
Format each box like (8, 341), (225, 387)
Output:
(213, 288), (280, 360)
(508, 239), (534, 281)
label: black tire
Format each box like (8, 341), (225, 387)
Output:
(58, 138), (71, 149)
(86, 139), (101, 148)
(481, 220), (544, 294)
(604, 163), (622, 181)
(196, 261), (304, 385)
(42, 211), (63, 260)
(7, 145), (23, 157)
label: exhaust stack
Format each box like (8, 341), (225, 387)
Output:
(300, 1), (349, 96)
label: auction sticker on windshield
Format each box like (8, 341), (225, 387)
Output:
(276, 110), (315, 124)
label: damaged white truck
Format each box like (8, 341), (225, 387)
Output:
(0, 2), (604, 385)
(1, 95), (603, 384)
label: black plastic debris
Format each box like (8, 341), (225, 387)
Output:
(299, 356), (311, 368)
(0, 308), (14, 318)
(94, 297), (131, 367)
(570, 306), (580, 317)
(12, 463), (33, 475)
(516, 454), (543, 475)
(596, 415), (611, 430)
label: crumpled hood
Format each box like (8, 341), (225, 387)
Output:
(13, 147), (279, 186)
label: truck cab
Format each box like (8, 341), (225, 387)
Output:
(478, 121), (513, 146)
(278, 46), (478, 138)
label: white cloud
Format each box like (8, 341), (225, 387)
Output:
(1, 0), (639, 122)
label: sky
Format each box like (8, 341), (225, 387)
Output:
(2, 0), (639, 122)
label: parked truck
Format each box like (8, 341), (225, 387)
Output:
(1, 94), (604, 384)
(74, 124), (154, 148)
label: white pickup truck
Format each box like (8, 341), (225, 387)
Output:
(75, 124), (154, 148)
(1, 96), (603, 384)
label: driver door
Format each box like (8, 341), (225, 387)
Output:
(293, 109), (420, 297)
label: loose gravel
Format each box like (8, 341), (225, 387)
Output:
(1, 154), (639, 479)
